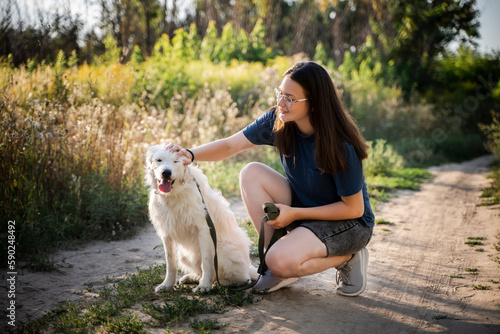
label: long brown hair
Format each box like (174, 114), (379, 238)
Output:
(273, 61), (368, 173)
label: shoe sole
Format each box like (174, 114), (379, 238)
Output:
(336, 247), (369, 297)
(267, 277), (299, 293)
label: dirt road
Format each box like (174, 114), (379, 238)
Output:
(5, 155), (500, 333)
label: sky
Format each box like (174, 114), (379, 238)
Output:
(15, 0), (500, 54)
(475, 0), (500, 53)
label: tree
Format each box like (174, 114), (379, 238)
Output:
(138, 0), (161, 57)
(371, 0), (480, 98)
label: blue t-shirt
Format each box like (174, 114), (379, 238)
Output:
(243, 109), (375, 227)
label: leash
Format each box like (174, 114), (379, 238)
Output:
(257, 202), (287, 275)
(193, 177), (286, 290)
(193, 178), (222, 287)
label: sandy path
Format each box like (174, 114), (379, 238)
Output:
(3, 155), (500, 333)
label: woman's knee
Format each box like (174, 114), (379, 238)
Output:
(239, 162), (292, 204)
(266, 248), (297, 278)
(239, 162), (266, 187)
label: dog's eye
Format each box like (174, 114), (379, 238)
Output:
(174, 160), (179, 164)
(156, 159), (162, 162)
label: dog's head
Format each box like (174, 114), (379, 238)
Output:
(145, 146), (191, 194)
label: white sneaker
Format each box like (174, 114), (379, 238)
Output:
(335, 247), (369, 297)
(252, 270), (298, 293)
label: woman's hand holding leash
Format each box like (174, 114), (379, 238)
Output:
(266, 203), (297, 229)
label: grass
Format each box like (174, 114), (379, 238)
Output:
(465, 268), (479, 275)
(190, 318), (226, 333)
(494, 237), (500, 252)
(14, 265), (258, 333)
(432, 314), (458, 320)
(465, 241), (483, 246)
(479, 161), (500, 206)
(142, 295), (224, 325)
(375, 218), (393, 225)
(472, 284), (491, 290)
(366, 168), (433, 208)
(449, 274), (465, 279)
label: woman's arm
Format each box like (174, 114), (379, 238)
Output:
(167, 130), (255, 163)
(270, 190), (365, 229)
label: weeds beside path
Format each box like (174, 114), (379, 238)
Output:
(4, 155), (500, 333)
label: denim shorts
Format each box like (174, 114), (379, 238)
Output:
(287, 192), (373, 257)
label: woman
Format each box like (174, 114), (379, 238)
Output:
(168, 61), (374, 296)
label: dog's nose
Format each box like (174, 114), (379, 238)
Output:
(162, 169), (172, 179)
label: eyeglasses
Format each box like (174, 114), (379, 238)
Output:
(274, 88), (308, 108)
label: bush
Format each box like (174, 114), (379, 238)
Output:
(480, 111), (500, 156)
(364, 139), (404, 176)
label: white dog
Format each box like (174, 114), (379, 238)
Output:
(145, 145), (256, 293)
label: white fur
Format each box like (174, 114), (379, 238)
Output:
(145, 145), (257, 293)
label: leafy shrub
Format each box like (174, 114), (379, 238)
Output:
(364, 139), (404, 176)
(480, 111), (500, 156)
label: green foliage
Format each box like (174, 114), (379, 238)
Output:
(218, 22), (240, 63)
(472, 284), (491, 290)
(190, 318), (225, 333)
(101, 34), (121, 64)
(200, 21), (219, 61)
(372, 0), (480, 98)
(429, 47), (500, 134)
(375, 219), (393, 225)
(465, 268), (479, 275)
(68, 50), (79, 68)
(313, 41), (328, 65)
(143, 296), (224, 326)
(480, 111), (500, 157)
(172, 26), (199, 61)
(105, 314), (144, 333)
(53, 50), (68, 100)
(130, 45), (145, 64)
(479, 112), (500, 206)
(364, 140), (404, 176)
(363, 140), (432, 207)
(248, 18), (269, 62)
(449, 274), (464, 278)
(152, 33), (172, 62)
(465, 240), (483, 246)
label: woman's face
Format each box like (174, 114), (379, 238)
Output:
(276, 76), (310, 125)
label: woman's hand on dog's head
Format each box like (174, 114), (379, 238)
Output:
(166, 143), (192, 165)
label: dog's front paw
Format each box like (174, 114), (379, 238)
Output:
(155, 282), (174, 292)
(193, 283), (212, 293)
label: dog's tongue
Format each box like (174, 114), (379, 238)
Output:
(158, 180), (172, 193)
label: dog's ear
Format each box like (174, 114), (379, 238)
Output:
(145, 145), (162, 188)
(146, 145), (162, 165)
